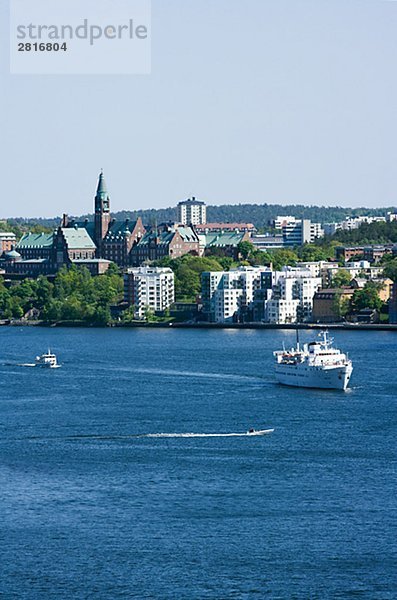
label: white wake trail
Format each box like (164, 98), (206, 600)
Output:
(145, 430), (274, 438)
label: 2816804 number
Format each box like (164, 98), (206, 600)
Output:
(18, 43), (67, 52)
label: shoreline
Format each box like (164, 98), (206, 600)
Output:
(1, 320), (397, 331)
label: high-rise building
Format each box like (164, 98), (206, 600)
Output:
(177, 197), (207, 225)
(124, 266), (175, 318)
(262, 268), (322, 323)
(201, 266), (269, 322)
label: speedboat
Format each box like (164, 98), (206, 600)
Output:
(247, 428), (274, 436)
(35, 350), (59, 368)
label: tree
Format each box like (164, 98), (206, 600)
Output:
(297, 244), (329, 262)
(331, 269), (352, 288)
(154, 255), (224, 301)
(237, 241), (255, 260)
(269, 249), (298, 271)
(383, 258), (397, 282)
(351, 282), (383, 312)
(332, 292), (351, 320)
(122, 305), (137, 323)
(144, 306), (155, 322)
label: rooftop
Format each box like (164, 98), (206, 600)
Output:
(61, 227), (96, 250)
(204, 232), (247, 247)
(17, 232), (54, 249)
(104, 219), (141, 241)
(178, 197), (205, 206)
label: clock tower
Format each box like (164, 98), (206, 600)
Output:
(94, 170), (111, 254)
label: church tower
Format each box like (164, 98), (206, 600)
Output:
(94, 170), (111, 253)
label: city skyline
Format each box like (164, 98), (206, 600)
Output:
(1, 0), (397, 217)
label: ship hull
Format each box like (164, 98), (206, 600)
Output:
(274, 363), (352, 390)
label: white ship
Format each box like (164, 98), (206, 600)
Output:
(274, 331), (352, 390)
(35, 350), (59, 368)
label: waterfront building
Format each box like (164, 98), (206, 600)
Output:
(389, 283), (397, 324)
(201, 266), (269, 323)
(312, 288), (355, 323)
(177, 197), (207, 225)
(202, 266), (322, 324)
(261, 267), (322, 323)
(124, 266), (175, 318)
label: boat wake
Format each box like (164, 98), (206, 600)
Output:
(110, 366), (269, 384)
(144, 431), (274, 438)
(21, 430), (274, 443)
(15, 363), (61, 368)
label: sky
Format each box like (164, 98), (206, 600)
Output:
(1, 0), (397, 217)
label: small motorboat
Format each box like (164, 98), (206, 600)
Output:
(35, 350), (59, 368)
(247, 428), (274, 436)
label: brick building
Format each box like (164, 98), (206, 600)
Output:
(65, 172), (146, 267)
(130, 224), (200, 266)
(312, 288), (355, 323)
(9, 225), (108, 277)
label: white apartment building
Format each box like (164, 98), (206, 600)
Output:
(124, 267), (175, 318)
(177, 198), (207, 226)
(273, 216), (324, 246)
(324, 215), (387, 235)
(202, 266), (270, 322)
(263, 267), (322, 323)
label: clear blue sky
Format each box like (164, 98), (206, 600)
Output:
(1, 0), (397, 217)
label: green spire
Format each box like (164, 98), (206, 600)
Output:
(95, 170), (110, 212)
(96, 170), (107, 196)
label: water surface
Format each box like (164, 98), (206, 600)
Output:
(0, 327), (396, 598)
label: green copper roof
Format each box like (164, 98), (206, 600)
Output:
(17, 232), (54, 249)
(176, 227), (199, 243)
(204, 232), (246, 247)
(136, 230), (175, 247)
(104, 220), (140, 241)
(61, 228), (96, 249)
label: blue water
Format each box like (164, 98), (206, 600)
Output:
(0, 327), (396, 599)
